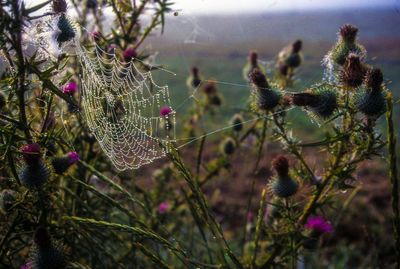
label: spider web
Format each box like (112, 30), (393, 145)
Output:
(76, 43), (176, 170)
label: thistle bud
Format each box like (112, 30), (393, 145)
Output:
(291, 85), (337, 119)
(329, 24), (365, 66)
(0, 189), (17, 214)
(339, 53), (367, 88)
(220, 137), (236, 156)
(269, 155), (298, 198)
(364, 68), (383, 90)
(292, 40), (302, 53)
(52, 0), (67, 14)
(249, 51), (258, 67)
(31, 227), (67, 269)
(231, 113), (244, 132)
(51, 151), (79, 174)
(189, 67), (202, 88)
(243, 51), (265, 80)
(355, 68), (386, 117)
(339, 24), (358, 43)
(250, 69), (281, 111)
(56, 14), (76, 45)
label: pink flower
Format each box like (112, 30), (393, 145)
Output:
(305, 216), (333, 234)
(160, 106), (172, 117)
(20, 143), (41, 164)
(158, 202), (169, 214)
(63, 81), (78, 95)
(123, 47), (137, 62)
(91, 31), (102, 42)
(67, 151), (79, 164)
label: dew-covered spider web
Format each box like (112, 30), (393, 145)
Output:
(75, 43), (176, 170)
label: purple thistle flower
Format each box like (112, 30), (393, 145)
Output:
(62, 81), (78, 95)
(160, 106), (172, 117)
(20, 143), (41, 165)
(67, 151), (79, 165)
(158, 202), (169, 214)
(305, 216), (333, 234)
(123, 47), (137, 62)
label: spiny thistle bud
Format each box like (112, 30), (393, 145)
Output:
(220, 137), (236, 156)
(269, 155), (298, 198)
(20, 162), (51, 189)
(365, 67), (383, 90)
(31, 227), (67, 269)
(0, 91), (6, 110)
(20, 143), (41, 165)
(339, 24), (358, 43)
(329, 24), (365, 66)
(51, 151), (79, 174)
(243, 51), (265, 80)
(0, 189), (17, 214)
(250, 69), (281, 111)
(52, 0), (67, 14)
(355, 68), (386, 117)
(187, 67), (202, 89)
(291, 84), (337, 119)
(339, 53), (367, 88)
(292, 40), (302, 53)
(123, 47), (137, 62)
(231, 113), (244, 132)
(56, 14), (76, 46)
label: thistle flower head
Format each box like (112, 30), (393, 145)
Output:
(123, 47), (137, 62)
(305, 216), (333, 234)
(269, 155), (298, 198)
(52, 0), (68, 14)
(52, 152), (79, 174)
(292, 40), (302, 53)
(56, 14), (76, 46)
(291, 92), (319, 107)
(365, 67), (383, 90)
(339, 53), (367, 88)
(339, 24), (358, 43)
(67, 151), (79, 164)
(20, 143), (41, 165)
(62, 81), (78, 95)
(158, 202), (169, 214)
(160, 106), (173, 117)
(250, 69), (269, 90)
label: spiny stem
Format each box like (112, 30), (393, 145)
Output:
(386, 93), (400, 269)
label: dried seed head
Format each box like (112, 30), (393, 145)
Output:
(339, 24), (358, 43)
(52, 0), (67, 14)
(272, 155), (289, 176)
(339, 53), (366, 88)
(292, 40), (302, 53)
(249, 69), (269, 89)
(365, 68), (383, 90)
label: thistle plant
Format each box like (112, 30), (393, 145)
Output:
(0, 1), (398, 268)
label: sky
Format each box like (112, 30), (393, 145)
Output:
(172, 0), (397, 14)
